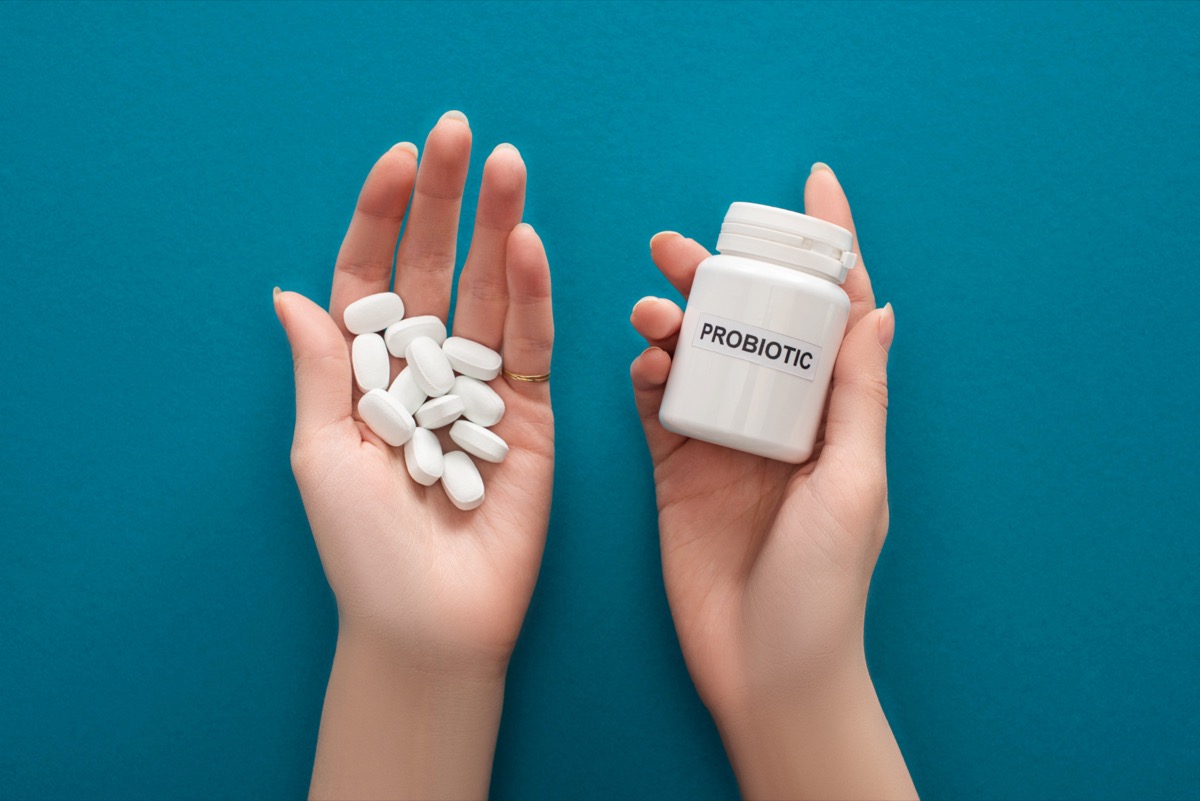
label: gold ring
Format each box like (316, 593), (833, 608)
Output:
(502, 368), (551, 383)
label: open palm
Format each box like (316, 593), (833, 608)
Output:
(276, 113), (553, 675)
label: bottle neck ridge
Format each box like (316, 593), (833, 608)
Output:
(716, 234), (855, 284)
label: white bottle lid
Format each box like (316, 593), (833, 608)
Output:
(716, 202), (858, 283)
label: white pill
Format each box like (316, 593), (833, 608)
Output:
(403, 427), (444, 486)
(385, 315), (447, 357)
(442, 337), (503, 381)
(357, 388), (415, 447)
(387, 367), (427, 415)
(352, 333), (390, 392)
(449, 420), (509, 463)
(405, 336), (455, 397)
(344, 292), (405, 335)
(441, 451), (484, 511)
(451, 375), (505, 427)
(415, 395), (465, 429)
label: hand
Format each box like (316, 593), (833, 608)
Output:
(630, 165), (914, 799)
(275, 112), (553, 799)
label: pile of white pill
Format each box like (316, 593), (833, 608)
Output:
(344, 292), (509, 511)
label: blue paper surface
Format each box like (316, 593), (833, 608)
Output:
(1, 2), (1197, 798)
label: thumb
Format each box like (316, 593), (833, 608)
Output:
(274, 288), (352, 437)
(822, 303), (894, 468)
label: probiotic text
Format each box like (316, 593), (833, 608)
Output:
(659, 203), (857, 463)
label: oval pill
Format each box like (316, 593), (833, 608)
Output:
(357, 388), (416, 447)
(443, 337), (503, 381)
(403, 427), (444, 486)
(441, 451), (484, 511)
(352, 333), (390, 392)
(451, 375), (505, 427)
(415, 395), (465, 429)
(387, 367), (427, 415)
(449, 420), (509, 463)
(386, 315), (447, 358)
(405, 336), (455, 397)
(344, 292), (405, 335)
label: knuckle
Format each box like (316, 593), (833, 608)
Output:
(867, 477), (889, 517)
(512, 332), (554, 357)
(513, 281), (552, 304)
(870, 486), (891, 543)
(289, 440), (316, 478)
(334, 255), (381, 280)
(849, 373), (889, 412)
(462, 273), (508, 304)
(401, 248), (456, 273)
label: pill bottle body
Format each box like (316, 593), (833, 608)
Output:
(659, 252), (851, 463)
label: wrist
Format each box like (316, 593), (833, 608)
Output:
(337, 614), (514, 686)
(704, 633), (869, 730)
(712, 652), (873, 745)
(714, 657), (915, 801)
(310, 628), (508, 800)
(329, 622), (510, 753)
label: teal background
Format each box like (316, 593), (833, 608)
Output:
(2, 1), (1197, 798)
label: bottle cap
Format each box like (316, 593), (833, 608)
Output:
(717, 202), (857, 283)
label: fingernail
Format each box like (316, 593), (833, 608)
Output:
(650, 231), (679, 250)
(515, 221), (534, 232)
(441, 109), (469, 126)
(392, 141), (418, 158)
(878, 302), (895, 351)
(810, 161), (833, 175)
(634, 295), (658, 309)
(493, 142), (520, 156)
(273, 286), (281, 298)
(273, 287), (284, 326)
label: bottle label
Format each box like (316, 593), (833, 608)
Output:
(691, 313), (822, 380)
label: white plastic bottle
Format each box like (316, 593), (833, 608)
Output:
(659, 202), (858, 463)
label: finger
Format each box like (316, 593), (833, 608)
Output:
(501, 223), (553, 387)
(804, 163), (876, 330)
(630, 347), (687, 461)
(395, 111), (473, 322)
(649, 231), (711, 298)
(274, 289), (354, 437)
(821, 303), (893, 470)
(630, 296), (684, 353)
(329, 143), (419, 335)
(452, 143), (527, 349)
